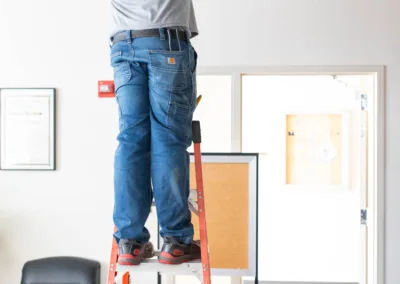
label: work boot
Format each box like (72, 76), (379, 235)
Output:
(159, 236), (201, 264)
(118, 239), (155, 266)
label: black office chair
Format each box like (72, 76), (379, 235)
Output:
(21, 256), (101, 284)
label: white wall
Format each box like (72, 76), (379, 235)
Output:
(0, 0), (399, 284)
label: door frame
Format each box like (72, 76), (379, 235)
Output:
(198, 65), (385, 284)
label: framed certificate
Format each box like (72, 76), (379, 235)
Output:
(0, 88), (56, 170)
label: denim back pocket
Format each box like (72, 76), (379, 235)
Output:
(148, 50), (190, 91)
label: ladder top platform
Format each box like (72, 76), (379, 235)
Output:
(115, 260), (202, 275)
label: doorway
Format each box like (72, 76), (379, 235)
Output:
(241, 74), (377, 284)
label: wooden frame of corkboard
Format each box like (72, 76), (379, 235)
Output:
(282, 109), (350, 191)
(160, 153), (258, 280)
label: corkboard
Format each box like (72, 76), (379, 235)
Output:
(189, 162), (249, 270)
(286, 114), (343, 185)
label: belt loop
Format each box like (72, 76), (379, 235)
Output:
(185, 30), (192, 46)
(125, 30), (132, 43)
(175, 28), (181, 51)
(159, 28), (166, 40)
(167, 29), (172, 51)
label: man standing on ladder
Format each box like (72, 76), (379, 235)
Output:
(109, 0), (200, 266)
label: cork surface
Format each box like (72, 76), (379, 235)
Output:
(190, 162), (249, 269)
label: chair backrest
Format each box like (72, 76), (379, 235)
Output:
(21, 256), (101, 284)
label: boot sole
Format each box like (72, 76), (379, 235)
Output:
(158, 252), (200, 265)
(118, 254), (143, 266)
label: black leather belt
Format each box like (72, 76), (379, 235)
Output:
(110, 29), (188, 45)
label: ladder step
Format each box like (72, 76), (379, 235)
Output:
(116, 260), (201, 275)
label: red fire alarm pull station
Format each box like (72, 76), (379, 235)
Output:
(98, 81), (115, 97)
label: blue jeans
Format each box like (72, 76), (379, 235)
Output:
(110, 30), (197, 245)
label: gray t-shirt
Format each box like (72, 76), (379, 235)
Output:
(110, 0), (198, 38)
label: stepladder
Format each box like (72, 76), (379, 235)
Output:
(107, 120), (211, 284)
